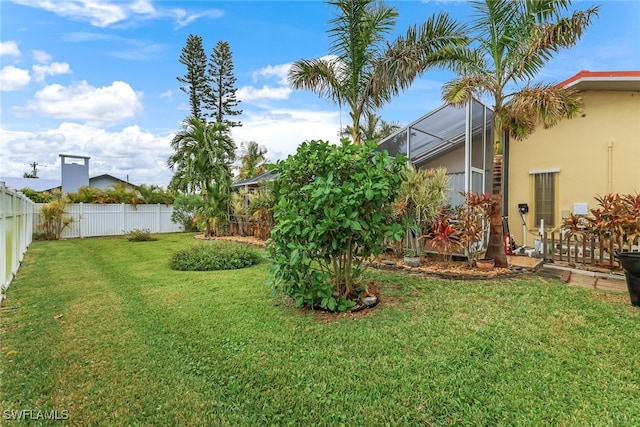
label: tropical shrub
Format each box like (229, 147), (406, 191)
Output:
(19, 188), (55, 203)
(268, 140), (406, 312)
(137, 184), (175, 205)
(171, 194), (204, 232)
(66, 184), (175, 205)
(456, 192), (494, 266)
(392, 165), (449, 255)
(562, 192), (640, 252)
(38, 194), (73, 240)
(428, 206), (461, 261)
(169, 241), (261, 271)
(249, 181), (276, 240)
(230, 188), (250, 236)
(125, 229), (157, 242)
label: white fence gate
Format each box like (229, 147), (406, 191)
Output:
(1, 182), (35, 295)
(33, 203), (183, 238)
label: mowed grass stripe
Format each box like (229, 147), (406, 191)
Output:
(1, 233), (640, 425)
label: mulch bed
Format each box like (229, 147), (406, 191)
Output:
(197, 234), (529, 280)
(371, 258), (529, 280)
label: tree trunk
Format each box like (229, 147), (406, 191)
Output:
(486, 154), (508, 267)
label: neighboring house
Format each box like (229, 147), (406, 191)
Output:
(0, 154), (135, 194)
(233, 171), (278, 191)
(89, 174), (136, 191)
(506, 70), (640, 247)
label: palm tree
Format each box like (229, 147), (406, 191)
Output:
(230, 187), (250, 236)
(168, 116), (236, 236)
(237, 141), (268, 180)
(288, 0), (466, 144)
(339, 110), (401, 143)
(442, 0), (599, 267)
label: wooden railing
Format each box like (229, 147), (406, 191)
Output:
(542, 231), (638, 270)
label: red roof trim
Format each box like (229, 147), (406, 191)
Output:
(558, 70), (640, 88)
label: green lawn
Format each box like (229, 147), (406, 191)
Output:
(1, 233), (639, 426)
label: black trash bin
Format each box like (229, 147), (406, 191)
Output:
(614, 251), (640, 307)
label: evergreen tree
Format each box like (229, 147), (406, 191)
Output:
(177, 34), (209, 121)
(206, 41), (242, 127)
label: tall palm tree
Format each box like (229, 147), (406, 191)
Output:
(168, 116), (236, 236)
(288, 0), (466, 144)
(442, 0), (599, 267)
(237, 141), (268, 180)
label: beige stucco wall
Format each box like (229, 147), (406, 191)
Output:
(507, 90), (640, 246)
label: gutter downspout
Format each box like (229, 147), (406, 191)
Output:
(607, 141), (613, 193)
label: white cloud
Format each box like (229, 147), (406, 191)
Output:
(0, 104), (343, 188)
(252, 63), (291, 85)
(231, 108), (342, 161)
(160, 89), (172, 98)
(32, 62), (72, 82)
(31, 49), (52, 64)
(129, 0), (154, 14)
(171, 8), (224, 28)
(0, 65), (31, 91)
(238, 85), (292, 103)
(62, 32), (112, 42)
(23, 80), (143, 122)
(11, 0), (223, 28)
(0, 123), (174, 187)
(0, 41), (21, 57)
(11, 0), (127, 27)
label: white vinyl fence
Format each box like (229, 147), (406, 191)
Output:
(34, 203), (182, 238)
(1, 182), (35, 295)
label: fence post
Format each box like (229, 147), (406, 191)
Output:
(157, 203), (161, 233)
(79, 202), (84, 238)
(121, 203), (126, 234)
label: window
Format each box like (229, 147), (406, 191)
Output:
(533, 172), (556, 227)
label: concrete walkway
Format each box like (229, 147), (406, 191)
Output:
(508, 255), (628, 293)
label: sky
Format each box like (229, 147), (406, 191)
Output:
(1, 0), (639, 189)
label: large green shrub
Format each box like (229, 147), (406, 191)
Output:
(268, 140), (406, 312)
(171, 194), (204, 232)
(169, 241), (261, 271)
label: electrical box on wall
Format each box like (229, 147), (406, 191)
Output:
(573, 203), (589, 215)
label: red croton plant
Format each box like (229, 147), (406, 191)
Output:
(423, 193), (495, 266)
(563, 193), (640, 252)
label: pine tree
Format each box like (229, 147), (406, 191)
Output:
(177, 34), (209, 121)
(206, 41), (242, 127)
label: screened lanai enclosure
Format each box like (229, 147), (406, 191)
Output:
(378, 98), (494, 208)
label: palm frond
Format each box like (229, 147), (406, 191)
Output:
(504, 83), (582, 140)
(376, 12), (467, 96)
(442, 75), (491, 106)
(512, 6), (600, 81)
(288, 57), (344, 106)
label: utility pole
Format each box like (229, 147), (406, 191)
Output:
(23, 162), (39, 178)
